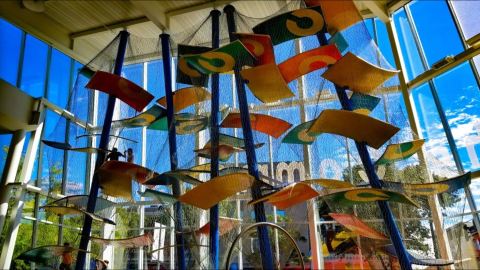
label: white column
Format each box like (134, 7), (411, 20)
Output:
(0, 130), (27, 234)
(0, 111), (44, 269)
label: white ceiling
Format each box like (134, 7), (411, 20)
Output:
(0, 0), (401, 63)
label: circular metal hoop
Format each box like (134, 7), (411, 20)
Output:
(225, 222), (305, 270)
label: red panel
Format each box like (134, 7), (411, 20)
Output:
(234, 33), (275, 66)
(221, 113), (292, 138)
(278, 45), (341, 83)
(329, 213), (388, 240)
(86, 71), (154, 112)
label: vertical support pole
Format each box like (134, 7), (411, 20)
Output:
(297, 38), (322, 270)
(160, 33), (186, 270)
(209, 8), (221, 270)
(315, 31), (412, 270)
(223, 5), (275, 269)
(76, 30), (130, 270)
(0, 130), (27, 233)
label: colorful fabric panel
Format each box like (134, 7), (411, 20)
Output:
(183, 40), (255, 75)
(156, 87), (211, 113)
(307, 110), (399, 149)
(253, 6), (325, 45)
(329, 213), (387, 240)
(112, 105), (167, 128)
(86, 71), (154, 112)
(234, 33), (275, 65)
(221, 113), (292, 138)
(349, 93), (381, 115)
(282, 120), (316, 144)
(177, 44), (211, 86)
(376, 139), (424, 165)
(178, 173), (254, 209)
(91, 233), (153, 248)
(322, 53), (399, 94)
(278, 44), (341, 83)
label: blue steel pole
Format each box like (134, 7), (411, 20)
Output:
(209, 9), (221, 270)
(75, 30), (130, 270)
(160, 33), (186, 270)
(316, 32), (412, 270)
(223, 4), (275, 269)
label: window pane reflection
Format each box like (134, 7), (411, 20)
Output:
(20, 35), (48, 97)
(433, 62), (480, 171)
(0, 19), (22, 85)
(451, 1), (480, 40)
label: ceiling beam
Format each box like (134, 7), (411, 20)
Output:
(359, 0), (389, 22)
(70, 16), (150, 39)
(129, 1), (168, 31)
(165, 0), (235, 28)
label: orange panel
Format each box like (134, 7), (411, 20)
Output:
(241, 64), (294, 103)
(86, 71), (154, 112)
(195, 217), (240, 236)
(100, 160), (158, 184)
(221, 113), (292, 138)
(178, 173), (254, 209)
(278, 44), (341, 83)
(234, 33), (275, 65)
(322, 53), (399, 94)
(329, 213), (388, 240)
(91, 233), (153, 248)
(306, 0), (363, 34)
(157, 87), (211, 113)
(250, 182), (319, 209)
(308, 110), (399, 149)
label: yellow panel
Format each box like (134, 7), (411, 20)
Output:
(157, 87), (211, 113)
(240, 64), (294, 103)
(304, 179), (354, 189)
(97, 169), (132, 200)
(42, 205), (83, 216)
(308, 110), (399, 149)
(322, 53), (399, 94)
(178, 173), (254, 209)
(308, 0), (363, 34)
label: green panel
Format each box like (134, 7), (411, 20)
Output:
(282, 120), (316, 144)
(349, 93), (381, 115)
(253, 6), (326, 45)
(177, 44), (211, 87)
(183, 40), (255, 75)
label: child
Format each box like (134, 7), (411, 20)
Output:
(106, 147), (124, 161)
(59, 242), (73, 270)
(125, 148), (134, 163)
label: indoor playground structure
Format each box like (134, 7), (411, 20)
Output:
(1, 0), (480, 269)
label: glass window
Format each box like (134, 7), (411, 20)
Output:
(20, 34), (48, 97)
(474, 56), (480, 76)
(393, 9), (425, 81)
(47, 49), (72, 108)
(411, 83), (457, 175)
(374, 19), (396, 68)
(432, 62), (480, 171)
(0, 134), (12, 176)
(408, 0), (463, 67)
(450, 1), (480, 40)
(0, 19), (22, 85)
